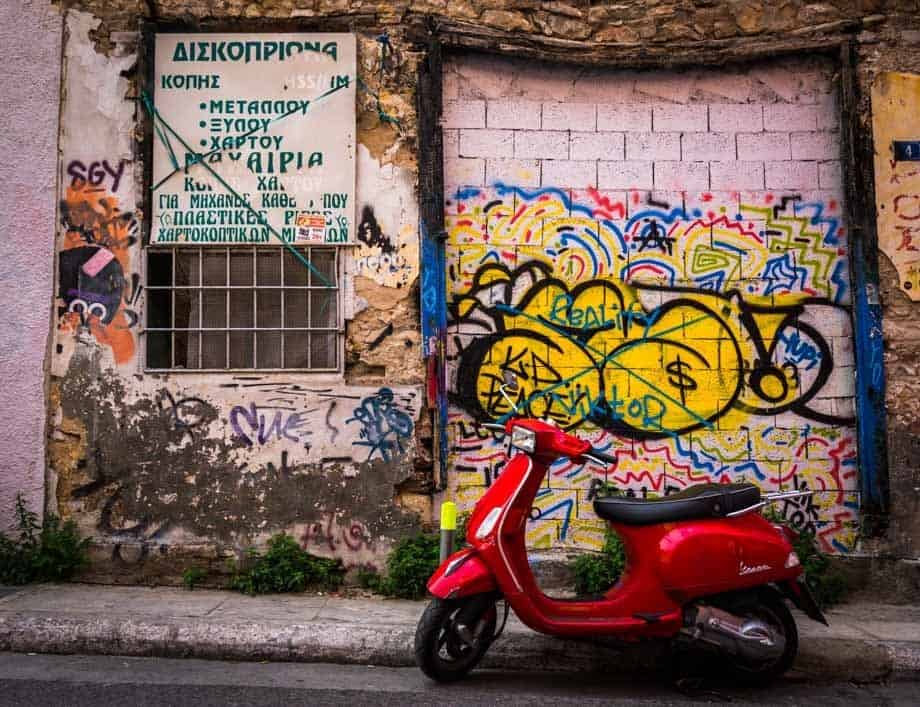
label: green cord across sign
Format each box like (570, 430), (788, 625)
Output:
(141, 83), (355, 289)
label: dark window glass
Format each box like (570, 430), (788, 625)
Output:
(146, 248), (338, 370)
(147, 332), (171, 368)
(148, 252), (172, 287)
(257, 331), (282, 368)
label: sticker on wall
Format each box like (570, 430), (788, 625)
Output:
(150, 33), (356, 246)
(872, 72), (920, 298)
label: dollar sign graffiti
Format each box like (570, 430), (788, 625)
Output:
(666, 354), (697, 407)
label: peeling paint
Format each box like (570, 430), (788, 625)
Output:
(45, 14), (426, 579)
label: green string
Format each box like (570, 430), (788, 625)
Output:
(140, 86), (354, 289)
(153, 120), (180, 173)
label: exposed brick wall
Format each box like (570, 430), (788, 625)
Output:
(444, 55), (842, 211)
(444, 54), (860, 555)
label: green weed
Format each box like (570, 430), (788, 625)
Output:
(182, 566), (208, 590)
(368, 515), (470, 599)
(571, 527), (626, 595)
(228, 533), (345, 595)
(792, 530), (848, 608)
(356, 564), (383, 592)
(374, 534), (441, 599)
(0, 494), (90, 585)
(762, 506), (848, 607)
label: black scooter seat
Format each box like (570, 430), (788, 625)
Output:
(593, 483), (760, 525)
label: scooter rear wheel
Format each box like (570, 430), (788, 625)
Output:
(414, 594), (497, 683)
(672, 587), (798, 688)
(720, 588), (798, 685)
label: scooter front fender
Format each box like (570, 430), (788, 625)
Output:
(427, 548), (498, 599)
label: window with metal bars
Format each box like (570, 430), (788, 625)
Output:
(145, 247), (340, 371)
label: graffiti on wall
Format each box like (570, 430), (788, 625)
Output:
(57, 160), (139, 365)
(346, 387), (415, 462)
(302, 514), (375, 555)
(451, 262), (849, 437)
(52, 368), (423, 569)
(230, 403), (310, 448)
(872, 72), (920, 297)
(352, 146), (421, 289)
(446, 185), (858, 554)
(353, 205), (415, 287)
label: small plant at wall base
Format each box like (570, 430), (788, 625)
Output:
(761, 507), (847, 608)
(372, 533), (441, 600)
(356, 564), (383, 592)
(182, 566), (208, 590)
(0, 494), (90, 585)
(572, 527), (627, 596)
(792, 531), (848, 608)
(367, 516), (471, 599)
(228, 533), (345, 595)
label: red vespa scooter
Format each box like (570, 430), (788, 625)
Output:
(415, 375), (827, 684)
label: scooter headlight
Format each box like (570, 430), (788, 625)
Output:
(510, 425), (536, 454)
(474, 507), (502, 540)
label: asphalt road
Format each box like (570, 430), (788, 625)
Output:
(0, 652), (915, 706)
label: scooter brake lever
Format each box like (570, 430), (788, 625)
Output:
(582, 453), (610, 467)
(482, 423), (506, 432)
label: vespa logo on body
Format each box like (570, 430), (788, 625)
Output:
(738, 560), (772, 576)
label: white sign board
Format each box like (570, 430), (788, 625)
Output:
(151, 33), (356, 245)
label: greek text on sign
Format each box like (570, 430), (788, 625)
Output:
(151, 33), (356, 246)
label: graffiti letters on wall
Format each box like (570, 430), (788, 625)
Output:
(52, 370), (420, 566)
(872, 72), (920, 298)
(57, 160), (140, 365)
(447, 185), (858, 554)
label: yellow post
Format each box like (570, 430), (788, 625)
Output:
(440, 501), (457, 531)
(439, 501), (457, 562)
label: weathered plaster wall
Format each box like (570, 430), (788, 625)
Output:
(855, 24), (920, 568)
(0, 1), (62, 531)
(47, 9), (429, 581)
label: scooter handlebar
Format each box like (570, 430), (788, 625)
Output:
(481, 422), (616, 467)
(582, 449), (617, 467)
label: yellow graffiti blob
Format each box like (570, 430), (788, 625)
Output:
(457, 267), (749, 436)
(457, 262), (833, 438)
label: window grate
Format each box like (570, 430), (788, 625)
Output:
(145, 246), (340, 371)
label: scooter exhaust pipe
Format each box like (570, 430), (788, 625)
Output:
(682, 604), (785, 663)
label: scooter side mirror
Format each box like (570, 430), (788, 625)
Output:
(498, 370), (522, 414)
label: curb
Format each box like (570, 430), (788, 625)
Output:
(1, 612), (918, 682)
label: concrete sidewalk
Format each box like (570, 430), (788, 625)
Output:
(0, 583), (918, 682)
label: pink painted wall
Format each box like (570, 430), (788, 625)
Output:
(0, 0), (63, 529)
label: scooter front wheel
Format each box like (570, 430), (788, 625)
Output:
(414, 594), (497, 683)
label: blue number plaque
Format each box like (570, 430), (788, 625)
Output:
(894, 141), (920, 161)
